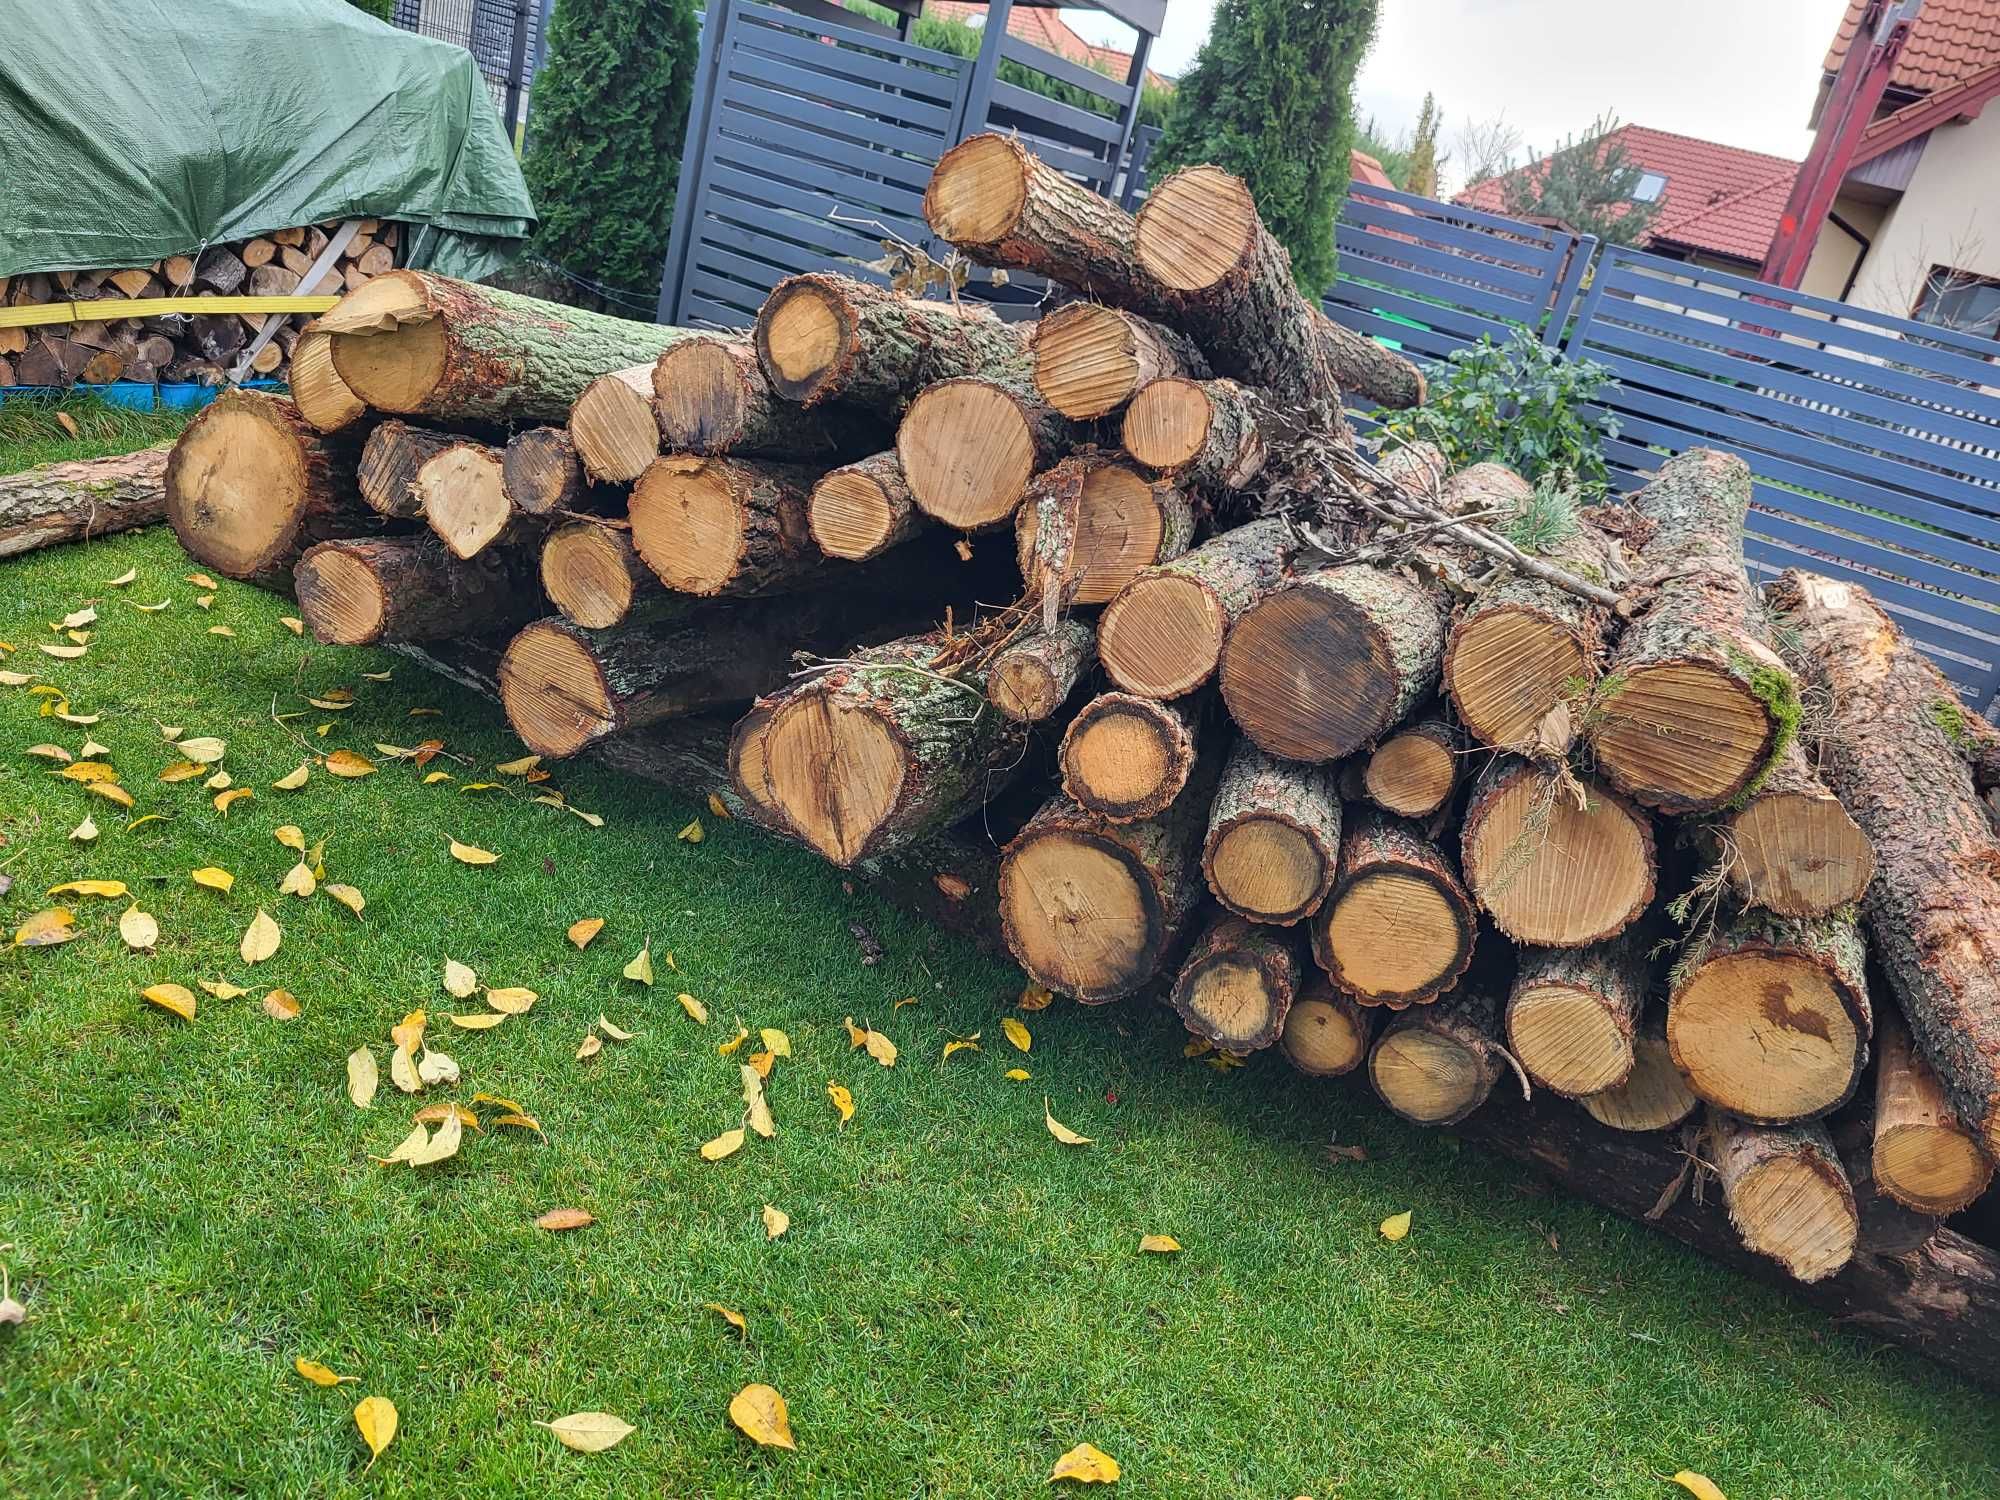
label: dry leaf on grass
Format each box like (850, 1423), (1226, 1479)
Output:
(700, 1127), (746, 1162)
(25, 744), (73, 763)
(495, 754), (541, 775)
(416, 1050), (459, 1086)
(728, 1384), (795, 1451)
(392, 1010), (428, 1051)
(677, 992), (707, 1023)
(326, 884), (365, 917)
(486, 987), (537, 1015)
(280, 617), (304, 635)
(448, 839), (498, 865)
(85, 781), (133, 809)
(449, 1012), (506, 1031)
(353, 1395), (397, 1466)
(347, 1048), (379, 1108)
(762, 1203), (790, 1240)
(1044, 1099), (1092, 1146)
(742, 1064), (775, 1139)
(159, 760), (204, 783)
(598, 1016), (634, 1042)
(747, 1049), (775, 1079)
(677, 818), (703, 843)
(279, 861), (316, 898)
(827, 1082), (854, 1127)
(567, 917), (604, 949)
(942, 1037), (981, 1061)
(13, 909), (78, 948)
(1668, 1473), (1728, 1500)
(213, 788), (254, 815)
(760, 1027), (791, 1057)
(58, 761), (118, 785)
(272, 763), (309, 791)
(1380, 1211), (1412, 1242)
(405, 1109), (462, 1166)
(48, 879), (127, 899)
(294, 1357), (357, 1387)
(186, 572), (218, 589)
(390, 1045), (420, 1095)
(119, 905), (158, 951)
(106, 567), (137, 587)
(535, 1208), (595, 1232)
(706, 1302), (748, 1337)
(141, 983), (197, 1020)
(708, 792), (730, 819)
(175, 736), (226, 764)
(624, 945), (654, 986)
(1003, 1017), (1033, 1052)
(538, 1411), (635, 1454)
(263, 989), (300, 1020)
(576, 1033), (603, 1061)
(1138, 1235), (1181, 1254)
(200, 978), (249, 1000)
(442, 961), (477, 999)
(324, 750), (376, 778)
(1017, 982), (1054, 1012)
(1049, 1442), (1120, 1484)
(240, 908), (281, 963)
(1005, 1068), (1031, 1081)
(718, 1026), (749, 1056)
(191, 866), (234, 893)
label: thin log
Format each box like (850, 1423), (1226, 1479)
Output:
(1120, 377), (1274, 492)
(1506, 934), (1650, 1098)
(654, 333), (875, 459)
(1579, 1016), (1700, 1132)
(810, 451), (925, 562)
(1311, 811), (1475, 1008)
(896, 373), (1076, 530)
(567, 365), (662, 483)
(540, 519), (683, 630)
(358, 420), (460, 519)
(1715, 740), (1874, 918)
(1169, 911), (1301, 1054)
(1031, 302), (1209, 419)
(1871, 1011), (1995, 1216)
(1059, 690), (1198, 823)
(295, 535), (541, 646)
(1369, 988), (1506, 1126)
(1016, 453), (1196, 609)
(0, 445), (170, 559)
(503, 427), (588, 516)
(414, 440), (528, 559)
(1361, 717), (1460, 819)
(629, 454), (823, 598)
(1707, 1111), (1858, 1285)
(986, 617), (1095, 723)
(1278, 978), (1375, 1077)
(1201, 740), (1343, 925)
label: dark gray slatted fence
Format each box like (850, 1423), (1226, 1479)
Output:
(392, 0), (544, 136)
(1567, 245), (2000, 711)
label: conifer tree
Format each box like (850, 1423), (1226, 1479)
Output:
(1147, 0), (1380, 296)
(1504, 113), (1661, 246)
(1405, 93), (1444, 198)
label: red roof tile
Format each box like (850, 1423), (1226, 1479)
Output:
(925, 2), (1172, 89)
(1455, 125), (1797, 263)
(1825, 0), (2000, 95)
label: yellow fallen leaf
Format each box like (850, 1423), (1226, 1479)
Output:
(943, 1037), (982, 1061)
(677, 992), (708, 1024)
(69, 815), (98, 843)
(410, 707), (443, 718)
(1017, 982), (1054, 1012)
(490, 1112), (544, 1135)
(576, 1033), (603, 1061)
(423, 770), (453, 784)
(417, 1050), (459, 1089)
(187, 572), (218, 589)
(195, 594), (214, 610)
(1044, 1099), (1092, 1146)
(718, 1026), (749, 1056)
(864, 1028), (897, 1067)
(353, 1395), (397, 1466)
(1049, 1442), (1120, 1484)
(279, 861), (317, 898)
(190, 866), (234, 893)
(240, 908), (281, 963)
(324, 749), (376, 779)
(307, 694), (353, 711)
(78, 737), (109, 758)
(843, 1016), (867, 1048)
(326, 884), (365, 917)
(1380, 1211), (1413, 1242)
(199, 978), (249, 1000)
(760, 1027), (791, 1057)
(272, 763), (310, 791)
(449, 838), (498, 865)
(141, 983), (197, 1020)
(208, 626), (235, 638)
(390, 1045), (420, 1094)
(624, 945), (654, 985)
(294, 1357), (357, 1387)
(598, 1016), (635, 1042)
(214, 788), (253, 815)
(708, 792), (730, 819)
(567, 917), (604, 949)
(448, 1012), (507, 1031)
(159, 760), (205, 783)
(538, 1411), (636, 1454)
(175, 736), (226, 764)
(119, 905), (159, 951)
(762, 1203), (790, 1240)
(827, 1081), (854, 1127)
(262, 989), (301, 1020)
(458, 781), (500, 794)
(39, 643), (87, 659)
(347, 1048), (378, 1108)
(125, 813), (168, 832)
(442, 960), (478, 999)
(742, 1064), (775, 1139)
(1003, 1017), (1032, 1053)
(392, 1010), (428, 1050)
(1184, 1038), (1214, 1059)
(1005, 1068), (1031, 1081)
(486, 986), (537, 1015)
(407, 1109), (462, 1166)
(58, 606), (97, 629)
(373, 1122), (429, 1165)
(0, 670), (29, 687)
(747, 1049), (775, 1079)
(678, 818), (704, 843)
(495, 754), (541, 775)
(1668, 1474), (1727, 1500)
(58, 760), (119, 784)
(25, 743), (73, 763)
(701, 1127), (746, 1162)
(728, 1384), (796, 1451)
(107, 567), (137, 587)
(280, 616), (304, 635)
(131, 599), (170, 613)
(204, 771), (233, 791)
(1138, 1235), (1181, 1254)
(362, 669), (393, 683)
(48, 879), (128, 899)
(85, 780), (134, 809)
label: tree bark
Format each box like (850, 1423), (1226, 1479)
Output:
(1668, 906), (1872, 1124)
(503, 426), (588, 516)
(567, 365), (663, 483)
(0, 444), (169, 560)
(1706, 1111), (1859, 1285)
(754, 271), (1028, 410)
(630, 454), (824, 598)
(1361, 716), (1460, 818)
(1201, 739), (1343, 925)
(1715, 740), (1874, 918)
(1220, 563), (1450, 762)
(1589, 449), (1797, 813)
(1278, 977), (1375, 1077)
(294, 535), (542, 646)
(1016, 452), (1196, 609)
(1121, 375), (1295, 494)
(1871, 1011), (1996, 1216)
(1506, 934), (1649, 1098)
(897, 372), (1078, 530)
(540, 519), (685, 630)
(1311, 810), (1476, 1008)
(809, 451), (925, 562)
(1369, 988), (1506, 1126)
(654, 332), (880, 459)
(1059, 690), (1198, 823)
(1031, 302), (1210, 420)
(986, 617), (1095, 723)
(1768, 568), (2000, 1158)
(1170, 910), (1301, 1054)
(322, 269), (693, 424)
(358, 420), (461, 519)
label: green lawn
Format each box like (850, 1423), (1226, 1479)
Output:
(1, 488), (1997, 1493)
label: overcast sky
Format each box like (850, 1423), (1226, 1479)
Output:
(1067, 0), (1846, 193)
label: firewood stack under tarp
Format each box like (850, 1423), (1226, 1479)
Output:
(160, 135), (2000, 1387)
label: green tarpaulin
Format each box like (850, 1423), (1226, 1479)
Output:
(0, 0), (536, 281)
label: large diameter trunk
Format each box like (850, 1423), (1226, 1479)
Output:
(1505, 935), (1649, 1098)
(1716, 741), (1874, 918)
(321, 270), (691, 424)
(295, 536), (542, 646)
(630, 455), (823, 598)
(896, 374), (1076, 531)
(1368, 988), (1505, 1126)
(1588, 449), (1798, 813)
(1015, 455), (1196, 608)
(654, 333), (879, 460)
(165, 392), (381, 586)
(0, 445), (168, 560)
(1768, 568), (2000, 1158)
(1667, 907), (1872, 1124)
(1031, 302), (1208, 420)
(1201, 740), (1343, 925)
(1220, 564), (1449, 762)
(1871, 1011), (1995, 1216)
(1169, 911), (1301, 1054)
(1706, 1111), (1859, 1285)
(1310, 811), (1475, 1008)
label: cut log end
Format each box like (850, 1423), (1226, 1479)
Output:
(1033, 303), (1144, 419)
(923, 133), (1030, 249)
(1121, 377), (1210, 471)
(1019, 462), (1179, 605)
(569, 369), (661, 483)
(1098, 573), (1224, 699)
(1724, 787), (1874, 919)
(632, 455), (810, 597)
(1461, 764), (1654, 947)
(1580, 1032), (1700, 1132)
(1363, 728), (1457, 818)
(540, 523), (641, 630)
(1172, 917), (1296, 1053)
(1669, 950), (1864, 1123)
(1278, 982), (1372, 1077)
(1875, 1121), (1994, 1218)
(1445, 606), (1589, 751)
(761, 692), (906, 866)
(999, 828), (1159, 1003)
(293, 545), (388, 646)
(1059, 693), (1193, 822)
(1711, 1115), (1859, 1284)
(1207, 818), (1327, 926)
(811, 467), (904, 560)
(654, 339), (747, 450)
(1595, 662), (1776, 811)
(1135, 165), (1255, 294)
(288, 329), (365, 433)
(1369, 1000), (1500, 1126)
(990, 656), (1063, 721)
(502, 427), (584, 516)
(897, 379), (1042, 530)
(497, 621), (618, 759)
(1508, 980), (1634, 1098)
(325, 273), (444, 412)
(1318, 870), (1466, 1005)
(755, 278), (849, 405)
(163, 397), (312, 578)
(416, 445), (510, 559)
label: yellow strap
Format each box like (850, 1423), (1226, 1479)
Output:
(0, 295), (342, 330)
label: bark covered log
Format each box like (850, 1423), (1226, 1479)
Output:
(630, 454), (823, 598)
(1015, 453), (1196, 609)
(358, 420), (460, 520)
(654, 333), (879, 459)
(295, 535), (542, 646)
(415, 440), (530, 559)
(1706, 1111), (1858, 1285)
(1579, 1016), (1700, 1132)
(809, 450), (925, 562)
(503, 426), (588, 516)
(567, 365), (663, 483)
(1361, 716), (1460, 819)
(1031, 302), (1209, 420)
(1311, 810), (1475, 1008)
(1506, 934), (1649, 1098)
(540, 519), (683, 629)
(1059, 690), (1198, 823)
(1369, 988), (1506, 1126)
(896, 372), (1078, 530)
(0, 444), (169, 560)
(1120, 377), (1274, 491)
(1201, 740), (1343, 925)
(1170, 911), (1301, 1054)
(986, 617), (1095, 723)
(1715, 740), (1874, 918)
(1871, 1011), (1996, 1216)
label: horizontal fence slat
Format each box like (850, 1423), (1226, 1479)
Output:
(735, 0), (965, 67)
(712, 90), (939, 190)
(1337, 198), (1563, 276)
(997, 34), (1128, 101)
(1744, 506), (2000, 627)
(684, 287), (759, 329)
(696, 191), (890, 267)
(988, 81), (1122, 146)
(1348, 180), (1573, 245)
(1323, 304), (1483, 364)
(1333, 224), (1550, 302)
(720, 49), (958, 135)
(709, 136), (931, 225)
(695, 214), (868, 279)
(1007, 130), (1116, 188)
(1327, 277), (1534, 347)
(722, 72), (947, 161)
(732, 18), (966, 103)
(703, 164), (916, 255)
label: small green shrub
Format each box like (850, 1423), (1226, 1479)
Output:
(346, 0), (396, 21)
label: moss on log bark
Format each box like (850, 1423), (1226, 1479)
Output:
(0, 444), (168, 560)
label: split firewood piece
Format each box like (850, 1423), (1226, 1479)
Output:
(1201, 740), (1342, 925)
(290, 327), (367, 433)
(753, 271), (1028, 410)
(541, 520), (684, 630)
(1706, 1111), (1859, 1284)
(629, 454), (825, 598)
(415, 440), (531, 559)
(986, 617), (1095, 723)
(1505, 934), (1650, 1099)
(1457, 755), (1656, 947)
(164, 392), (378, 587)
(1588, 449), (1797, 813)
(1769, 569), (2000, 1157)
(196, 247), (248, 295)
(1667, 907), (1872, 1124)
(358, 419), (461, 519)
(1031, 302), (1209, 420)
(295, 536), (542, 646)
(1361, 717), (1460, 819)
(568, 365), (662, 483)
(1310, 811), (1475, 1008)
(1220, 565), (1450, 763)
(809, 451), (924, 562)
(320, 269), (692, 423)
(747, 631), (1027, 866)
(1277, 977), (1374, 1078)
(1871, 1012), (1995, 1217)
(1120, 377), (1276, 492)
(897, 373), (1076, 531)
(499, 601), (852, 758)
(1368, 988), (1506, 1127)
(999, 783), (1212, 1004)
(1169, 910), (1301, 1054)
(1098, 517), (1313, 699)
(502, 427), (588, 516)
(1579, 1016), (1699, 1132)
(1713, 741), (1873, 918)
(1016, 453), (1195, 608)
(1059, 691), (1198, 823)
(0, 445), (169, 561)
(654, 333), (874, 459)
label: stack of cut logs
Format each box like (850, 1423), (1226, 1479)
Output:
(158, 135), (2000, 1362)
(0, 221), (404, 388)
